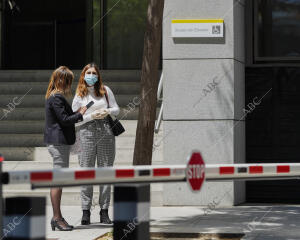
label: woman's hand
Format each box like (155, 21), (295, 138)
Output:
(100, 109), (110, 116)
(79, 106), (87, 115)
(91, 109), (109, 119)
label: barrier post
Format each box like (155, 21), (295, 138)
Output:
(3, 197), (46, 240)
(114, 184), (150, 240)
(0, 154), (3, 239)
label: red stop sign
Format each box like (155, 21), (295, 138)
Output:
(186, 151), (205, 191)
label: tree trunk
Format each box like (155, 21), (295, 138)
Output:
(133, 0), (164, 166)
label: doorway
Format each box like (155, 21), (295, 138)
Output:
(2, 0), (87, 69)
(2, 0), (149, 70)
(245, 0), (300, 203)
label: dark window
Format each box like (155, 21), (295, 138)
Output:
(246, 67), (300, 203)
(2, 0), (157, 70)
(3, 0), (86, 69)
(255, 0), (300, 61)
(103, 0), (148, 69)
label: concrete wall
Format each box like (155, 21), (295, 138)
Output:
(163, 0), (245, 206)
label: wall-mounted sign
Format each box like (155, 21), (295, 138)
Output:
(171, 19), (224, 38)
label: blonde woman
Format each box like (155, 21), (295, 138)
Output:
(72, 63), (120, 225)
(44, 66), (87, 231)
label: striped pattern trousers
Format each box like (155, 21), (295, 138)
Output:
(78, 118), (115, 210)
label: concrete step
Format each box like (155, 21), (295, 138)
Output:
(0, 70), (142, 82)
(0, 120), (163, 146)
(0, 121), (44, 134)
(0, 134), (138, 147)
(0, 120), (163, 135)
(2, 152), (164, 170)
(0, 134), (44, 147)
(0, 82), (141, 95)
(0, 108), (44, 121)
(1, 107), (161, 121)
(2, 147), (164, 169)
(0, 94), (162, 108)
(2, 184), (163, 206)
(0, 145), (164, 162)
(0, 133), (164, 161)
(0, 119), (164, 161)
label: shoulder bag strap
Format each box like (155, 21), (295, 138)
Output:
(104, 89), (110, 108)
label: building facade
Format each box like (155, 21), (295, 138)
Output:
(1, 0), (300, 205)
(0, 0), (148, 69)
(163, 0), (300, 205)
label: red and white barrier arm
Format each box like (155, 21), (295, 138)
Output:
(2, 165), (186, 188)
(206, 163), (300, 181)
(2, 163), (300, 189)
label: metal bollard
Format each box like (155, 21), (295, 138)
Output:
(114, 184), (150, 240)
(0, 154), (4, 238)
(3, 197), (46, 240)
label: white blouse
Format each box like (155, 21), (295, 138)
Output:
(72, 85), (120, 127)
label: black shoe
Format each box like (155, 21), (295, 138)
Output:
(51, 218), (73, 231)
(62, 218), (74, 229)
(81, 210), (91, 225)
(100, 209), (112, 224)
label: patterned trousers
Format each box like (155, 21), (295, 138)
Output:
(78, 118), (115, 210)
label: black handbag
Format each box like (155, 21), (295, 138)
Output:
(104, 92), (125, 136)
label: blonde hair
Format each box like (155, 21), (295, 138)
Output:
(45, 66), (74, 99)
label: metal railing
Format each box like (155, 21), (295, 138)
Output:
(154, 72), (163, 133)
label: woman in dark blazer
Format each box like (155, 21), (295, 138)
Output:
(44, 66), (87, 231)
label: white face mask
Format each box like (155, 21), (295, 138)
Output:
(84, 74), (98, 86)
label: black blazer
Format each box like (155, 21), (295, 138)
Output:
(44, 93), (83, 145)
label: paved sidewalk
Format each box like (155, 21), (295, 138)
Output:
(46, 205), (300, 240)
